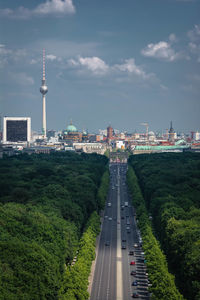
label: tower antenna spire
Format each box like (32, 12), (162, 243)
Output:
(43, 49), (46, 81)
(40, 49), (48, 139)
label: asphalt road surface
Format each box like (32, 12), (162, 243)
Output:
(90, 163), (150, 300)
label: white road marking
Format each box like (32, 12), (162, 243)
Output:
(106, 190), (114, 300)
(116, 165), (123, 300)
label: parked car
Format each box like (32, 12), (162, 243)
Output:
(130, 261), (135, 265)
(132, 293), (139, 298)
(129, 250), (134, 255)
(121, 245), (126, 249)
(132, 281), (138, 286)
(131, 270), (136, 276)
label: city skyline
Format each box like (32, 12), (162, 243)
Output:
(0, 0), (200, 133)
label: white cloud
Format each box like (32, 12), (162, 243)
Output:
(0, 0), (75, 19)
(188, 24), (200, 41)
(68, 58), (79, 66)
(0, 44), (12, 55)
(46, 54), (57, 61)
(68, 56), (109, 75)
(113, 59), (148, 79)
(30, 59), (38, 65)
(141, 41), (180, 61)
(169, 33), (177, 42)
(188, 24), (200, 62)
(160, 84), (168, 91)
(0, 7), (32, 19)
(79, 57), (109, 74)
(34, 0), (75, 15)
(67, 56), (153, 80)
(0, 44), (12, 67)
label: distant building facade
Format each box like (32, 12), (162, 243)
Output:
(107, 125), (113, 139)
(3, 117), (31, 143)
(62, 121), (82, 144)
(191, 131), (200, 141)
(73, 142), (108, 155)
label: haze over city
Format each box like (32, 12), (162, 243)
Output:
(0, 0), (200, 133)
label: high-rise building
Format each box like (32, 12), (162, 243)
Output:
(107, 125), (113, 139)
(40, 49), (48, 139)
(3, 117), (31, 143)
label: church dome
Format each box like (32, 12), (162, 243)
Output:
(66, 122), (78, 133)
(148, 131), (155, 136)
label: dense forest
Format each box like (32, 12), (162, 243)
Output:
(0, 151), (109, 300)
(128, 152), (200, 300)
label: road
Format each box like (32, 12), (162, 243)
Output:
(90, 163), (150, 300)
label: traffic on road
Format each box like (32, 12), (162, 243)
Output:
(90, 163), (150, 300)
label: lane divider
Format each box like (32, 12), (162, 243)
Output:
(116, 165), (123, 300)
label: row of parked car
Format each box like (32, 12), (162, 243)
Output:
(130, 244), (151, 298)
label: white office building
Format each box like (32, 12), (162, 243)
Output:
(3, 117), (31, 143)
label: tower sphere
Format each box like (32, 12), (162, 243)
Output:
(40, 84), (48, 95)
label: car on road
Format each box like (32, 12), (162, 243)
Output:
(130, 270), (136, 276)
(105, 241), (110, 246)
(130, 261), (136, 265)
(122, 239), (126, 242)
(104, 215), (108, 219)
(129, 250), (134, 255)
(127, 230), (131, 233)
(132, 281), (138, 286)
(121, 216), (124, 219)
(132, 293), (139, 298)
(121, 245), (126, 249)
(108, 217), (112, 221)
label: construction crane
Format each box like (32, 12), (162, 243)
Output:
(140, 122), (149, 144)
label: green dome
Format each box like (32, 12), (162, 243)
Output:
(66, 124), (78, 133)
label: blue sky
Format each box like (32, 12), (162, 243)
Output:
(0, 0), (200, 134)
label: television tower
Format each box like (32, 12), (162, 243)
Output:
(40, 49), (48, 139)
